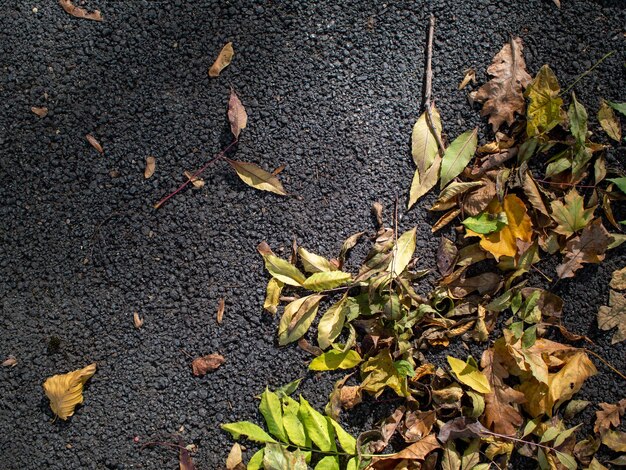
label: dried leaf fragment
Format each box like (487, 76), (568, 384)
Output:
(31, 106), (48, 118)
(597, 289), (626, 344)
(144, 156), (156, 179)
(133, 312), (144, 329)
(216, 298), (225, 324)
(598, 99), (622, 142)
(209, 42), (234, 77)
(226, 443), (245, 470)
(43, 363), (97, 420)
(59, 0), (103, 21)
(184, 170), (205, 188)
(470, 38), (532, 131)
(192, 353), (225, 376)
(458, 68), (476, 90)
(2, 356), (17, 367)
(227, 90), (248, 139)
(556, 219), (610, 279)
(86, 134), (103, 154)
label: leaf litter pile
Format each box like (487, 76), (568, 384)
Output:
(31, 10), (626, 470)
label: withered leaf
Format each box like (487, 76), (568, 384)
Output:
(179, 442), (196, 470)
(594, 399), (626, 434)
(192, 353), (225, 376)
(86, 134), (103, 154)
(225, 443), (245, 470)
(458, 68), (476, 90)
(432, 208), (461, 233)
(369, 434), (440, 468)
(227, 90), (248, 139)
(463, 179), (496, 216)
(550, 189), (595, 238)
(209, 42), (234, 78)
(438, 417), (489, 443)
(184, 170), (205, 188)
(227, 159), (287, 196)
(437, 236), (458, 276)
(522, 171), (550, 217)
(610, 266), (626, 290)
(403, 410), (436, 442)
(133, 312), (144, 329)
(144, 156), (156, 179)
(556, 219), (610, 279)
(59, 0), (103, 21)
(2, 356), (17, 367)
(598, 99), (622, 142)
(216, 298), (225, 324)
(31, 106), (48, 117)
(470, 37), (532, 131)
(597, 289), (626, 344)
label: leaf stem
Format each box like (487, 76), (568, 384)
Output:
(562, 50), (616, 95)
(153, 139), (239, 209)
(423, 14), (446, 157)
(584, 348), (626, 381)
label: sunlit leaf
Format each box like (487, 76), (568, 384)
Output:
(278, 295), (324, 345)
(440, 128), (478, 189)
(260, 388), (288, 442)
(447, 356), (491, 394)
(263, 278), (283, 314)
(317, 295), (347, 350)
(525, 65), (564, 137)
(598, 289), (626, 344)
(550, 189), (595, 237)
(228, 159), (287, 196)
(302, 271), (351, 291)
(309, 349), (362, 371)
(598, 99), (622, 142)
(298, 247), (337, 273)
(391, 227), (417, 275)
(298, 397), (336, 452)
(43, 363), (96, 420)
(462, 211), (507, 235)
(228, 90), (248, 139)
(260, 251), (305, 286)
(221, 421), (277, 443)
(209, 42), (234, 77)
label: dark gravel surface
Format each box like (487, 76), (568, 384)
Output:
(1, 0), (625, 468)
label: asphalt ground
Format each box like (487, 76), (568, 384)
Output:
(1, 0), (625, 468)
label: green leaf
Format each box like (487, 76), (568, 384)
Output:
(262, 253), (306, 287)
(447, 356), (491, 394)
(260, 388), (288, 442)
(227, 159), (287, 196)
(608, 177), (626, 195)
(247, 448), (264, 470)
(282, 397), (307, 447)
(556, 451), (577, 470)
(278, 295), (324, 345)
(568, 92), (588, 145)
(390, 227), (417, 275)
(554, 424), (581, 447)
(462, 211), (507, 234)
(326, 417), (356, 454)
(302, 271), (351, 291)
(298, 247), (337, 273)
(317, 295), (347, 350)
(274, 378), (302, 398)
(298, 397), (336, 452)
(314, 456), (340, 470)
(393, 360), (415, 378)
(607, 100), (626, 117)
(346, 458), (357, 470)
(360, 348), (409, 397)
(598, 99), (622, 142)
(440, 128), (478, 189)
(550, 189), (595, 237)
(309, 349), (362, 371)
(525, 65), (564, 137)
(221, 421), (277, 443)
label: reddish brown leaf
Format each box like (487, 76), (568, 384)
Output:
(59, 0), (103, 21)
(556, 219), (610, 279)
(595, 399), (626, 434)
(227, 90), (248, 139)
(208, 42), (234, 78)
(216, 298), (225, 324)
(86, 134), (103, 153)
(31, 106), (48, 118)
(191, 353), (225, 376)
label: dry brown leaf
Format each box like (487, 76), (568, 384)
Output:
(403, 410), (436, 442)
(144, 156), (156, 179)
(31, 106), (48, 118)
(298, 337), (323, 356)
(470, 37), (532, 131)
(179, 443), (196, 470)
(463, 179), (496, 216)
(59, 0), (103, 21)
(610, 266), (626, 290)
(191, 353), (225, 376)
(225, 442), (245, 470)
(458, 68), (476, 90)
(369, 433), (440, 468)
(227, 90), (248, 139)
(597, 289), (626, 344)
(216, 298), (225, 324)
(209, 42), (234, 77)
(432, 208), (461, 233)
(553, 0), (561, 6)
(43, 363), (97, 420)
(556, 219), (610, 279)
(86, 134), (103, 154)
(2, 356), (17, 367)
(133, 312), (144, 329)
(340, 385), (362, 410)
(594, 399), (626, 435)
(184, 170), (205, 188)
(372, 201), (384, 228)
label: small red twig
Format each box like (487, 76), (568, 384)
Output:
(154, 139), (239, 209)
(533, 178), (598, 189)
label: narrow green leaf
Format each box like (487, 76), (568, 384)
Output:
(274, 378), (302, 398)
(326, 417), (356, 454)
(282, 397), (307, 447)
(391, 227), (417, 275)
(608, 177), (626, 195)
(247, 448), (264, 470)
(298, 247), (337, 273)
(440, 128), (478, 188)
(309, 349), (362, 371)
(317, 295), (347, 350)
(260, 388), (288, 442)
(278, 295), (324, 345)
(568, 92), (588, 145)
(556, 451), (577, 470)
(262, 253), (306, 286)
(298, 397), (336, 452)
(221, 421), (277, 443)
(607, 100), (626, 117)
(302, 271), (351, 291)
(227, 159), (287, 196)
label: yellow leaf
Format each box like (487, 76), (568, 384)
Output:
(209, 42), (234, 78)
(263, 278), (283, 314)
(261, 253), (306, 287)
(227, 159), (287, 196)
(547, 351), (596, 415)
(524, 65), (564, 138)
(447, 356), (491, 394)
(390, 227), (417, 276)
(43, 363), (96, 420)
(465, 194), (532, 261)
(298, 247), (337, 273)
(309, 350), (362, 371)
(302, 271), (351, 291)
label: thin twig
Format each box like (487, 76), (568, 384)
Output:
(562, 50), (616, 95)
(423, 14), (445, 157)
(154, 139), (239, 209)
(584, 348), (626, 381)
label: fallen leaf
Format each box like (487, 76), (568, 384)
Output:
(556, 219), (610, 278)
(391, 227), (417, 275)
(298, 337), (323, 356)
(547, 350), (597, 415)
(409, 104), (443, 208)
(594, 399), (626, 434)
(438, 417), (490, 443)
(144, 156), (156, 179)
(360, 349), (409, 397)
(227, 159), (287, 195)
(216, 298), (225, 324)
(184, 170), (205, 188)
(553, 0), (561, 6)
(86, 134), (103, 154)
(568, 92), (588, 145)
(440, 128), (478, 189)
(209, 42), (234, 77)
(179, 442), (196, 470)
(598, 100), (622, 142)
(597, 289), (626, 344)
(601, 429), (626, 452)
(278, 294), (324, 345)
(227, 90), (247, 139)
(59, 0), (102, 21)
(191, 353), (225, 376)
(607, 100), (626, 117)
(432, 208), (461, 233)
(298, 247), (337, 273)
(550, 189), (595, 237)
(302, 270), (351, 291)
(225, 443), (245, 470)
(458, 68), (476, 90)
(259, 250), (305, 286)
(318, 295), (347, 350)
(133, 312), (144, 329)
(31, 106), (48, 117)
(370, 434), (440, 468)
(463, 179), (496, 216)
(403, 410), (436, 442)
(522, 171), (550, 217)
(437, 236), (458, 276)
(447, 356), (491, 393)
(309, 349), (362, 371)
(610, 266), (626, 290)
(43, 363), (97, 420)
(2, 356), (17, 367)
(470, 37), (532, 131)
(524, 65), (564, 137)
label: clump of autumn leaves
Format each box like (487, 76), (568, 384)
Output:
(222, 38), (626, 469)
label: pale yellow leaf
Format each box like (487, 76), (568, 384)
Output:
(447, 356), (491, 394)
(144, 156), (156, 179)
(227, 159), (287, 196)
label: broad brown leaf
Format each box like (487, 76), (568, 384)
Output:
(368, 434), (440, 469)
(470, 37), (532, 131)
(209, 42), (234, 77)
(556, 219), (610, 279)
(191, 353), (225, 376)
(594, 399), (626, 434)
(227, 90), (247, 139)
(597, 289), (626, 344)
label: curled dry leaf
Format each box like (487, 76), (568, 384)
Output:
(226, 442), (245, 470)
(216, 298), (225, 324)
(184, 170), (205, 188)
(133, 312), (144, 329)
(144, 156), (156, 179)
(59, 0), (103, 21)
(209, 42), (234, 78)
(31, 106), (48, 117)
(2, 356), (17, 367)
(227, 90), (248, 139)
(43, 363), (97, 420)
(86, 134), (103, 154)
(458, 68), (476, 90)
(192, 353), (225, 376)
